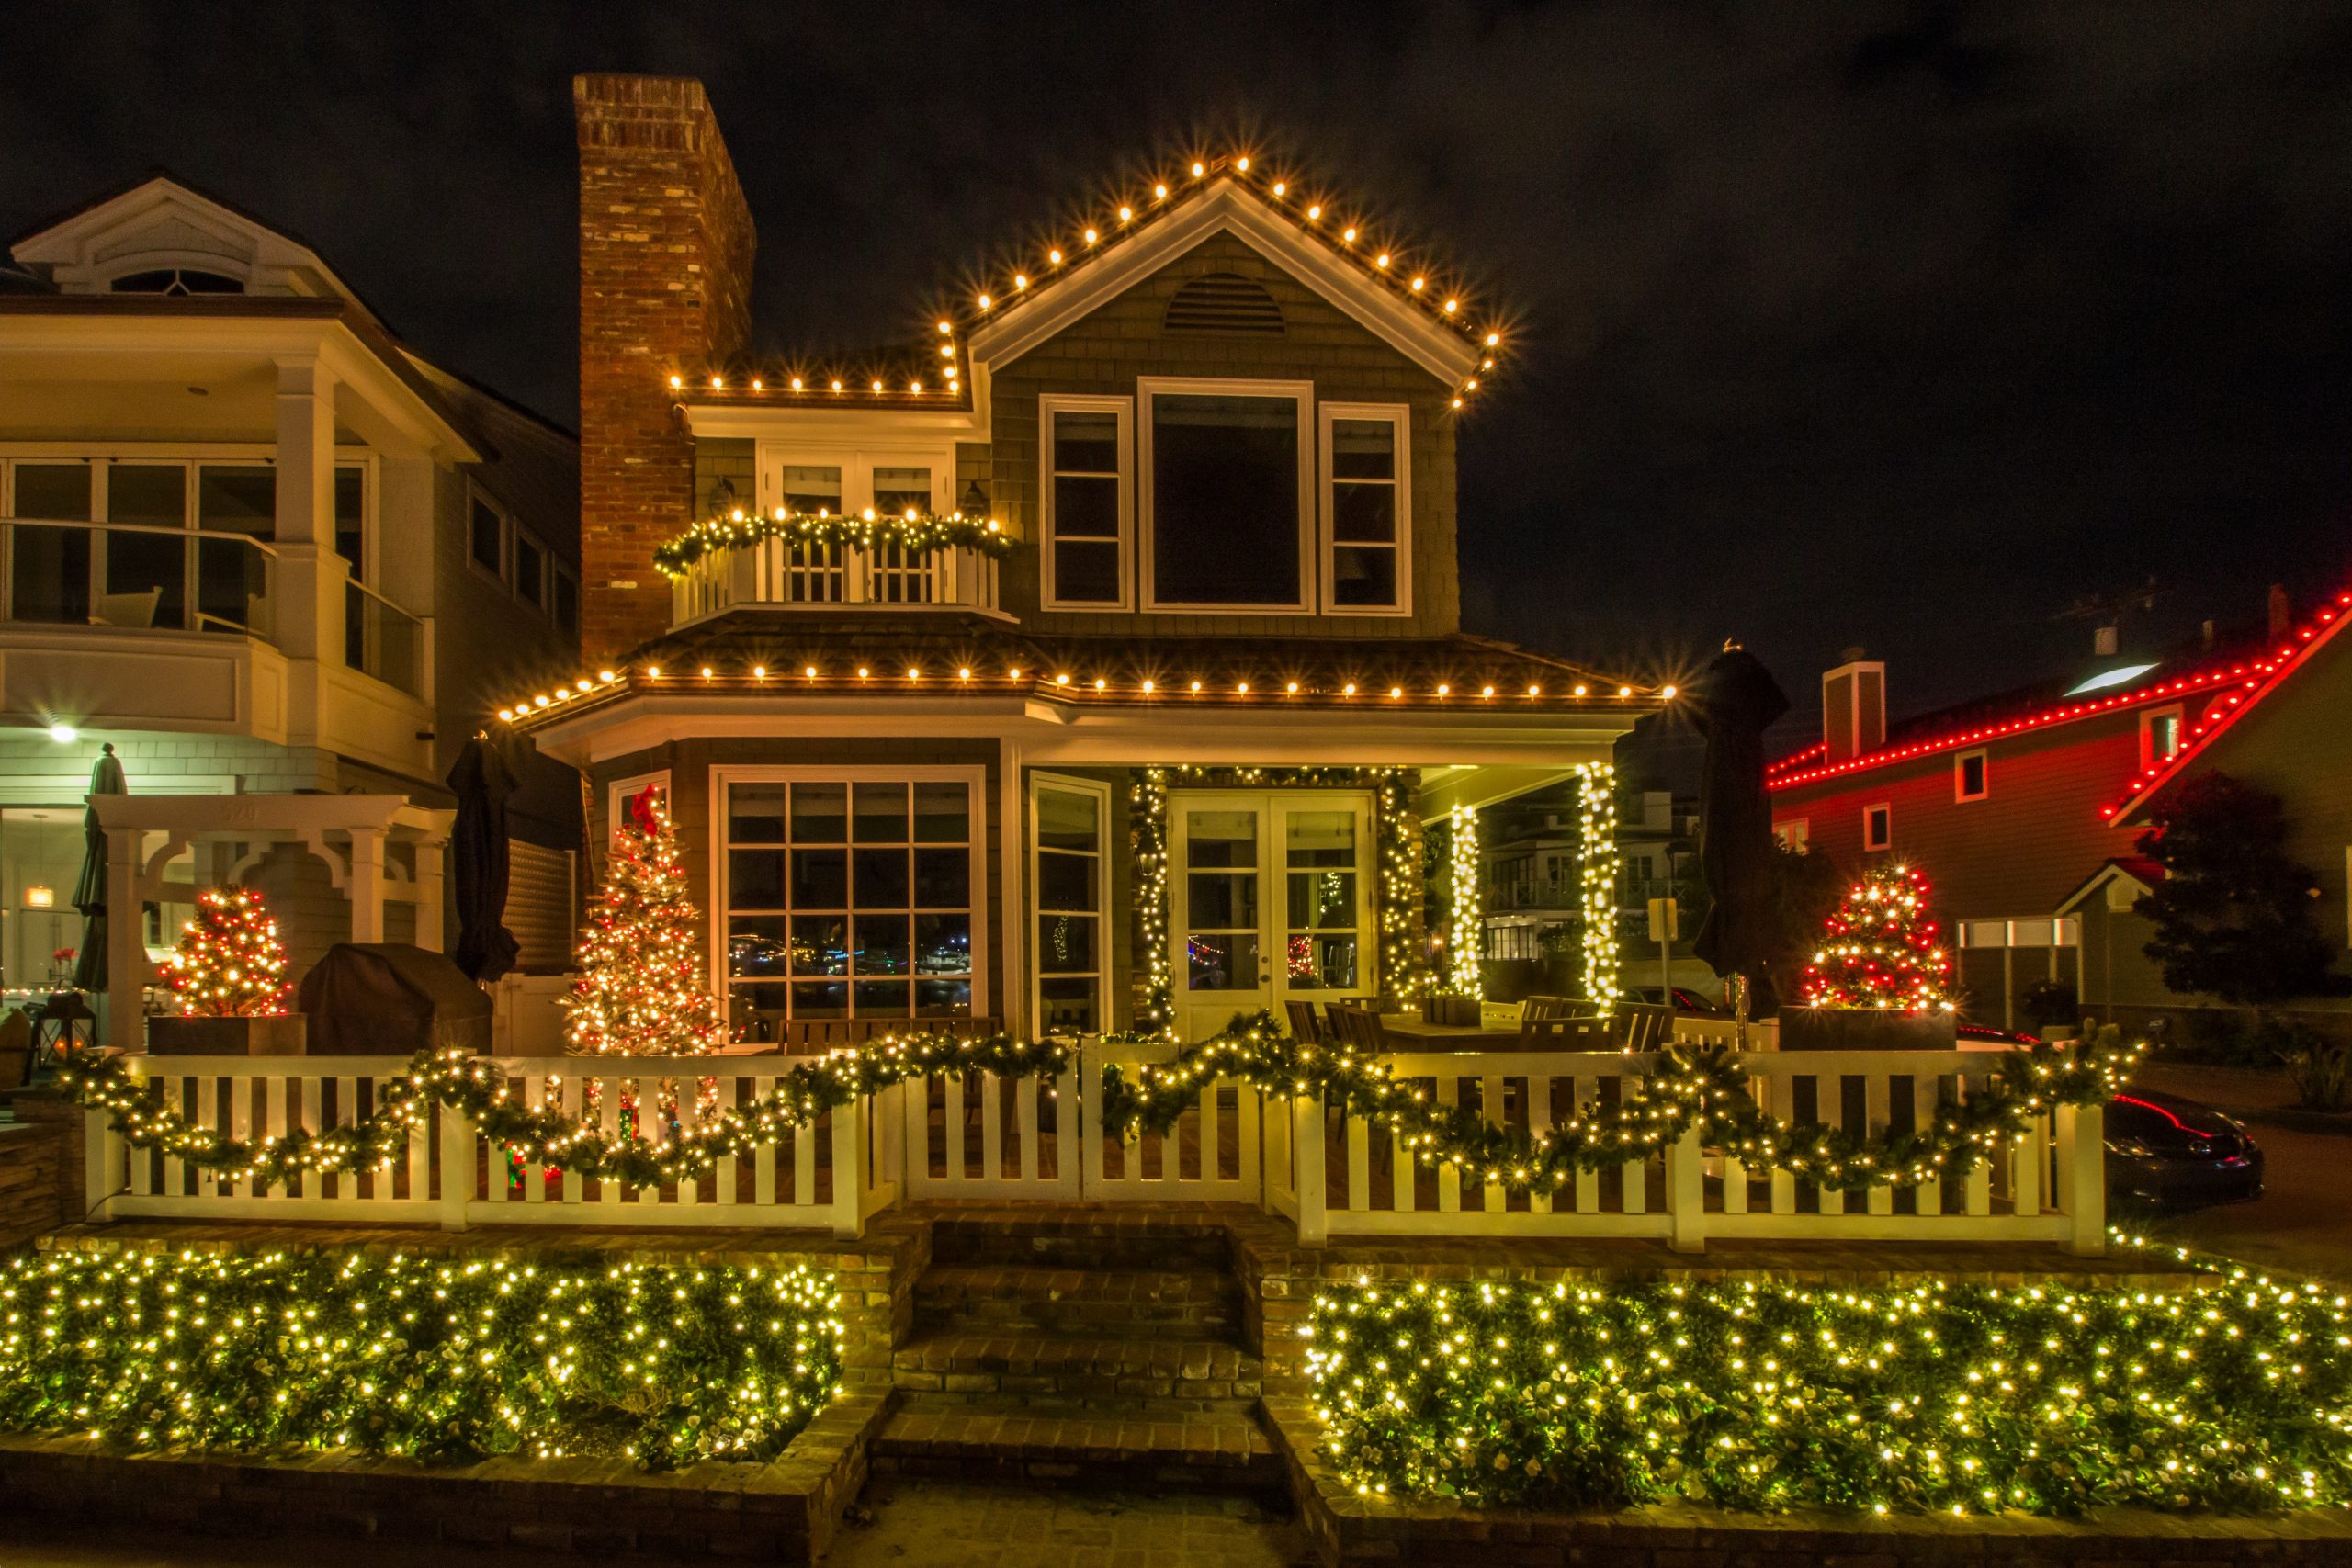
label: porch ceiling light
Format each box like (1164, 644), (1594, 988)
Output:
(46, 723), (76, 744)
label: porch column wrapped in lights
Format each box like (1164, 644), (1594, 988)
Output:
(1575, 761), (1622, 1010)
(1447, 804), (1483, 998)
(1134, 768), (1175, 1035)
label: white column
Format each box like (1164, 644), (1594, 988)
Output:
(996, 738), (1026, 1037)
(413, 836), (447, 952)
(348, 827), (386, 944)
(272, 358), (345, 667)
(104, 826), (146, 1051)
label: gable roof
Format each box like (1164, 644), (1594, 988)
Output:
(2054, 856), (2164, 916)
(1767, 601), (2347, 795)
(10, 172), (385, 328)
(2106, 585), (2352, 827)
(674, 152), (1507, 419)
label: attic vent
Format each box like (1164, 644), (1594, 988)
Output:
(1164, 272), (1283, 335)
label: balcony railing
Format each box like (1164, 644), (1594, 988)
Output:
(345, 576), (426, 697)
(672, 537), (1003, 624)
(2, 516), (275, 640)
(1489, 878), (1580, 912)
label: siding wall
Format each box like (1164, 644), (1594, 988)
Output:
(988, 231), (1460, 638)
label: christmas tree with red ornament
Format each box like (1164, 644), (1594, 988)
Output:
(563, 786), (726, 1055)
(165, 887), (290, 1017)
(1800, 863), (1955, 1012)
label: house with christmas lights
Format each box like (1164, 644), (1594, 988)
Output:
(1769, 585), (2352, 1034)
(507, 74), (1668, 1043)
(0, 173), (583, 1034)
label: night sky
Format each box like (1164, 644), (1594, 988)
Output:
(6, 3), (2349, 754)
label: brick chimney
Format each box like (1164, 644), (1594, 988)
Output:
(1822, 648), (1885, 762)
(574, 74), (755, 664)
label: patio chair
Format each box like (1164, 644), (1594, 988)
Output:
(1518, 1014), (1614, 1050)
(1283, 998), (1326, 1043)
(1613, 1002), (1677, 1052)
(1521, 995), (1578, 1021)
(93, 589), (161, 629)
(1334, 1006), (1385, 1052)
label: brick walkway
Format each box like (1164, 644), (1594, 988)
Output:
(832, 1482), (1312, 1568)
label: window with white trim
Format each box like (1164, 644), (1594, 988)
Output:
(1139, 378), (1313, 611)
(1955, 749), (1988, 802)
(1031, 774), (1110, 1032)
(2142, 705), (2184, 770)
(1774, 819), (1809, 850)
(1039, 396), (1132, 608)
(718, 770), (981, 1034)
(1864, 803), (1892, 852)
(762, 448), (953, 518)
(1319, 404), (1410, 614)
(606, 771), (672, 845)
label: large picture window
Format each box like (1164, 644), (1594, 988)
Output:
(1139, 379), (1312, 611)
(718, 770), (982, 1037)
(1319, 404), (1410, 614)
(1039, 396), (1131, 609)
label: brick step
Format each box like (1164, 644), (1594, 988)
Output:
(914, 1265), (1241, 1339)
(925, 1214), (1233, 1272)
(890, 1332), (1262, 1408)
(871, 1393), (1283, 1493)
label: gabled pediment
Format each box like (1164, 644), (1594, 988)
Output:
(9, 174), (370, 318)
(966, 178), (1482, 385)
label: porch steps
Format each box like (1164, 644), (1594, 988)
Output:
(871, 1211), (1282, 1492)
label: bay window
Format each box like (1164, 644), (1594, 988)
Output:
(1139, 378), (1312, 612)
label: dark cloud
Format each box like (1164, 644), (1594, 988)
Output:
(4, 1), (2347, 742)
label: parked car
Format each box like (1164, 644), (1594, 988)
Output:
(2104, 1089), (2264, 1209)
(1628, 986), (1724, 1016)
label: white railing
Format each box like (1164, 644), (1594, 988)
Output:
(671, 538), (1003, 625)
(344, 577), (428, 696)
(84, 1040), (2104, 1255)
(2, 515), (277, 639)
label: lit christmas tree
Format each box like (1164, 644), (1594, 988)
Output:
(1799, 863), (1955, 1012)
(164, 887), (289, 1018)
(563, 787), (726, 1055)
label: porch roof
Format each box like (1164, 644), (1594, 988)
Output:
(498, 618), (1673, 739)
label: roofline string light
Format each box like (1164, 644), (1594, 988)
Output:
(497, 668), (1675, 727)
(662, 151), (1509, 413)
(1767, 591), (2352, 799)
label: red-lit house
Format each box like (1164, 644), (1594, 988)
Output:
(1767, 588), (2352, 1032)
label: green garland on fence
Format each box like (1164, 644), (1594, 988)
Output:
(61, 1016), (2139, 1200)
(0, 1248), (841, 1472)
(59, 1032), (1070, 1190)
(652, 508), (1014, 577)
(1096, 1012), (2143, 1196)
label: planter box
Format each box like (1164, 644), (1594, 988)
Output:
(1424, 995), (1485, 1028)
(148, 1014), (308, 1056)
(1775, 1008), (1955, 1052)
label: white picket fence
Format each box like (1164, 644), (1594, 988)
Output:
(84, 1041), (2106, 1254)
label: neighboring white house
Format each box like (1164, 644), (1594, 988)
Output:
(0, 174), (584, 1029)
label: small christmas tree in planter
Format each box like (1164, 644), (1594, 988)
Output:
(149, 886), (306, 1055)
(1781, 863), (1958, 1051)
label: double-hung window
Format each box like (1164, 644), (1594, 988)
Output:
(1039, 396), (1132, 608)
(1318, 404), (1410, 614)
(1138, 378), (1313, 612)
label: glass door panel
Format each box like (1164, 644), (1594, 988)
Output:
(1168, 792), (1373, 1040)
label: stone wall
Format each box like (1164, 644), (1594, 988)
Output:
(0, 1120), (63, 1250)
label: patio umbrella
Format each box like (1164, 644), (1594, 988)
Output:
(447, 729), (522, 982)
(1686, 644), (1791, 994)
(68, 743), (127, 993)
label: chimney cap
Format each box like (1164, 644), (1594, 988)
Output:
(1838, 645), (1867, 665)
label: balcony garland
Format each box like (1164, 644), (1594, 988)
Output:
(62, 1015), (2137, 1199)
(650, 507), (1015, 578)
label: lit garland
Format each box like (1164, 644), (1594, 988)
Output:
(1306, 1251), (2352, 1517)
(164, 887), (289, 1019)
(60, 1032), (1071, 1192)
(651, 507), (1013, 579)
(0, 1248), (840, 1472)
(565, 787), (726, 1056)
(1575, 763), (1620, 1010)
(1373, 771), (1427, 1004)
(1444, 804), (1483, 998)
(1097, 1014), (2143, 1194)
(1802, 863), (1956, 1014)
(1133, 768), (1174, 1034)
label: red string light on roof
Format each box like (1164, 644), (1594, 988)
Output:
(1769, 591), (2351, 794)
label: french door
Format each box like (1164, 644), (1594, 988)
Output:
(1169, 790), (1374, 1041)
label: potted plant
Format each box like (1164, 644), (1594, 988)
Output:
(1778, 864), (1959, 1051)
(147, 887), (305, 1055)
(1423, 985), (1485, 1028)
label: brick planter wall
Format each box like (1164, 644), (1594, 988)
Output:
(0, 1121), (63, 1251)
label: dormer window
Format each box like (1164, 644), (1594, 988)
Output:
(1139, 378), (1312, 612)
(107, 267), (243, 296)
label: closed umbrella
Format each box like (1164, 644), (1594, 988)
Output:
(1686, 645), (1791, 1010)
(68, 742), (127, 993)
(447, 730), (522, 982)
